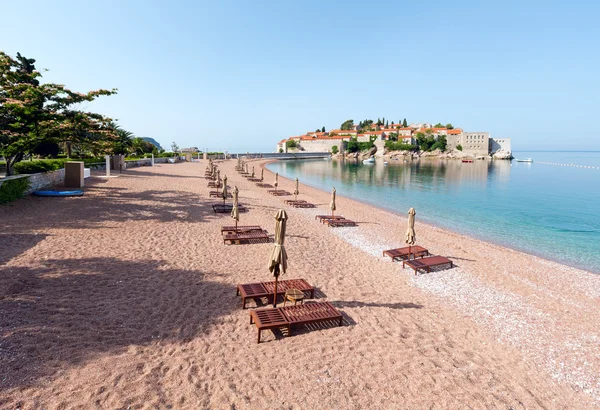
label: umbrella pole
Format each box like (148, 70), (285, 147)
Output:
(273, 266), (279, 307)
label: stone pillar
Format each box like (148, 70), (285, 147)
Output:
(64, 161), (84, 188)
(203, 152), (208, 160)
(105, 155), (111, 177)
(111, 154), (124, 171)
(151, 153), (154, 166)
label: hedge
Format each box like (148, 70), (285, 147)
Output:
(0, 177), (30, 204)
(13, 158), (106, 174)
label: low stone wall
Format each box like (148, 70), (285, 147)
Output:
(0, 168), (66, 195)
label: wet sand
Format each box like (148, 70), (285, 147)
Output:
(0, 160), (598, 409)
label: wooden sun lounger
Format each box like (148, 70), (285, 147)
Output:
(323, 218), (357, 227)
(315, 215), (345, 221)
(223, 230), (270, 245)
(209, 191), (233, 198)
(256, 183), (273, 188)
(247, 178), (261, 182)
(284, 200), (315, 208)
(212, 204), (247, 214)
(383, 245), (429, 261)
(403, 256), (453, 275)
(250, 302), (343, 343)
(221, 225), (263, 234)
(267, 190), (291, 196)
(236, 278), (314, 309)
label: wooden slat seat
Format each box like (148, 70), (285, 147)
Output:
(262, 279), (314, 299)
(403, 256), (453, 275)
(250, 309), (290, 344)
(212, 204), (247, 214)
(236, 278), (314, 309)
(267, 190), (291, 196)
(315, 215), (345, 221)
(256, 183), (273, 188)
(209, 191), (233, 198)
(250, 302), (343, 343)
(223, 231), (269, 245)
(383, 246), (429, 261)
(221, 225), (262, 234)
(284, 200), (315, 208)
(323, 218), (357, 227)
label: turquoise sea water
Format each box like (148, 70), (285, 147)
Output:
(267, 151), (600, 273)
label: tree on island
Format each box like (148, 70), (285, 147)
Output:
(434, 123), (444, 128)
(0, 51), (117, 175)
(403, 118), (408, 127)
(322, 126), (326, 132)
(446, 123), (454, 129)
(340, 119), (354, 130)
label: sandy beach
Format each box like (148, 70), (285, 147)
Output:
(1, 160), (599, 409)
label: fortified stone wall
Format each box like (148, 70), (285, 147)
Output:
(298, 139), (346, 153)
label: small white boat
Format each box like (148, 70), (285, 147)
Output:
(516, 158), (533, 163)
(383, 161), (388, 166)
(362, 156), (375, 164)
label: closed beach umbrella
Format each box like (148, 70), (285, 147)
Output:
(294, 178), (299, 201)
(216, 170), (221, 187)
(275, 172), (279, 188)
(252, 166), (255, 178)
(405, 207), (416, 257)
(245, 163), (249, 173)
(268, 209), (288, 307)
(260, 168), (264, 182)
(221, 176), (228, 204)
(231, 186), (240, 230)
(330, 187), (336, 217)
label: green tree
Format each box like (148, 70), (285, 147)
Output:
(340, 119), (354, 130)
(347, 138), (359, 152)
(331, 145), (339, 154)
(109, 122), (134, 155)
(286, 139), (297, 148)
(0, 52), (117, 174)
(456, 144), (463, 151)
(431, 135), (447, 152)
(402, 118), (408, 127)
(434, 123), (444, 128)
(171, 141), (180, 152)
(322, 126), (326, 132)
(446, 123), (454, 129)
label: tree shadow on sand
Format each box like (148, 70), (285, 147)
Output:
(0, 257), (236, 395)
(1, 186), (218, 231)
(0, 234), (48, 265)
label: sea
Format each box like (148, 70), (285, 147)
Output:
(267, 151), (600, 274)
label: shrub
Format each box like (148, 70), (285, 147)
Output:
(0, 177), (30, 204)
(456, 144), (463, 151)
(286, 140), (297, 148)
(385, 141), (415, 151)
(14, 160), (64, 174)
(279, 148), (284, 153)
(331, 145), (339, 154)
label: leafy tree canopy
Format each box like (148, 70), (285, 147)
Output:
(340, 119), (354, 130)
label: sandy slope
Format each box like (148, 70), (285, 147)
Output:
(0, 160), (597, 409)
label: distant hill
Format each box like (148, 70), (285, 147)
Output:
(142, 137), (163, 151)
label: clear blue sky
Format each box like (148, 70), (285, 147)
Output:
(2, 0), (599, 152)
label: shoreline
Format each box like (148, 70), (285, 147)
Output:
(1, 159), (598, 408)
(256, 157), (600, 403)
(264, 158), (599, 275)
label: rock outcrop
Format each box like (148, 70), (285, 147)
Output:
(492, 149), (513, 159)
